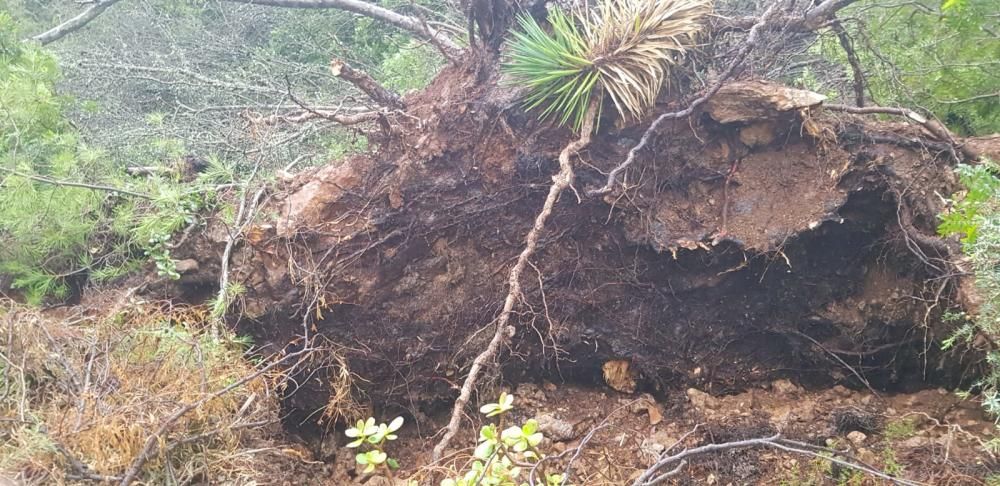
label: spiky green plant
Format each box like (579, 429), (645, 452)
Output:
(505, 0), (710, 132)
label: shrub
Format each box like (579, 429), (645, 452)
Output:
(938, 159), (1000, 452)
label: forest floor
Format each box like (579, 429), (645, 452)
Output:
(275, 380), (999, 485)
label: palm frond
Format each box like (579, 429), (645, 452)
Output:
(586, 0), (711, 121)
(504, 0), (710, 132)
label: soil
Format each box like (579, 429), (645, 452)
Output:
(269, 381), (1000, 485)
(148, 59), (999, 483)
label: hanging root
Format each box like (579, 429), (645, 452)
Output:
(431, 99), (600, 461)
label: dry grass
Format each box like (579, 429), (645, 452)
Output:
(0, 299), (295, 484)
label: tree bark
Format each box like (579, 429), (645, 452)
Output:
(28, 0), (125, 46)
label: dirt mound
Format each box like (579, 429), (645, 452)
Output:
(207, 62), (977, 436)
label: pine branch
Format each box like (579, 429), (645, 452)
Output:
(0, 167), (153, 200)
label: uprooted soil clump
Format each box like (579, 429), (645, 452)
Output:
(180, 60), (984, 442)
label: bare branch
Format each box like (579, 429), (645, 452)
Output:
(246, 108), (381, 125)
(27, 0), (124, 46)
(0, 166), (153, 200)
(634, 434), (926, 486)
(223, 0), (462, 56)
(716, 0), (861, 33)
(330, 59), (405, 109)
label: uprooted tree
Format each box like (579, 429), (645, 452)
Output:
(5, 0), (1000, 481)
(170, 0), (987, 455)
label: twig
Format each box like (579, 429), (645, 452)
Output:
(118, 346), (314, 486)
(793, 330), (881, 399)
(0, 167), (153, 200)
(634, 434), (926, 486)
(214, 162), (267, 331)
(588, 1), (782, 197)
(431, 98), (601, 461)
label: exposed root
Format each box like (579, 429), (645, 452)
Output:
(431, 99), (601, 461)
(824, 104), (978, 160)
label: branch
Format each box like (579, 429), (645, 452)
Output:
(27, 0), (124, 46)
(431, 98), (601, 462)
(830, 21), (866, 107)
(823, 104), (978, 159)
(222, 0), (462, 56)
(246, 109), (381, 125)
(634, 434), (926, 486)
(589, 1), (782, 197)
(716, 0), (860, 33)
(330, 59), (404, 109)
(0, 167), (153, 200)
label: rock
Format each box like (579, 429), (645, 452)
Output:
(832, 385), (852, 398)
(629, 393), (664, 425)
(899, 436), (931, 449)
(706, 81), (826, 124)
(174, 259), (199, 274)
(602, 359), (637, 394)
(771, 379), (802, 395)
(739, 121), (778, 148)
(534, 413), (577, 442)
(515, 383), (546, 406)
(687, 388), (718, 411)
(847, 431), (867, 446)
(857, 448), (878, 465)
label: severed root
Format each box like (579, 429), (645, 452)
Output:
(431, 98), (601, 461)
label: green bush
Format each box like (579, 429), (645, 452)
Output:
(939, 160), (1000, 452)
(0, 13), (230, 303)
(829, 0), (999, 135)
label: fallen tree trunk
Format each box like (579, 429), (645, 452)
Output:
(179, 62), (980, 433)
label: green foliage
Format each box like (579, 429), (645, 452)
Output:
(345, 416), (404, 474)
(938, 164), (1000, 243)
(504, 0), (709, 132)
(442, 393), (569, 486)
(831, 0), (999, 135)
(882, 418), (917, 441)
(0, 12), (103, 302)
(938, 159), (1000, 439)
(0, 12), (237, 303)
(378, 40), (444, 92)
(506, 9), (597, 131)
